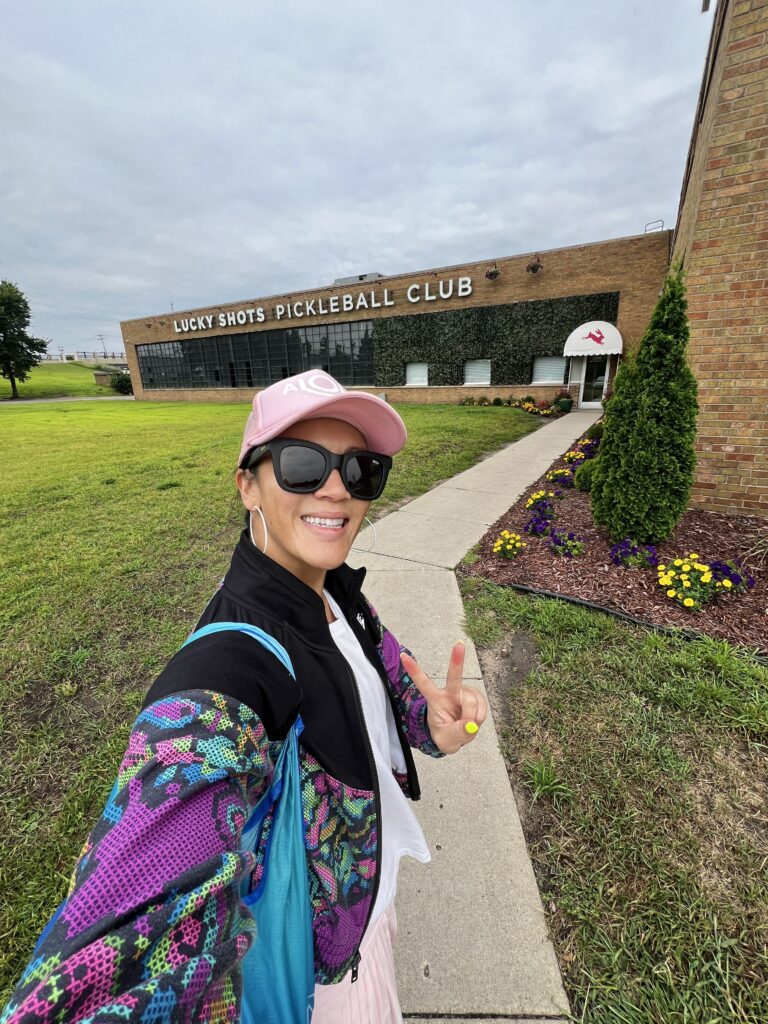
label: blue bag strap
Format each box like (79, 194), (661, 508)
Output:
(181, 621), (296, 680)
(180, 619), (304, 849)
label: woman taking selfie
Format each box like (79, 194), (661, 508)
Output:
(3, 369), (487, 1024)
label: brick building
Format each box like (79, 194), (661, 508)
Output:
(672, 0), (768, 515)
(122, 231), (670, 410)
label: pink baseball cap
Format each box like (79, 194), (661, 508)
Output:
(238, 370), (407, 466)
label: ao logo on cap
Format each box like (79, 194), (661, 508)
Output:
(281, 372), (344, 397)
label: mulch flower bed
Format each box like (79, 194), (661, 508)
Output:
(467, 431), (768, 656)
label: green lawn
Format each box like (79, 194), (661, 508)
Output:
(0, 399), (539, 995)
(462, 576), (768, 1024)
(0, 361), (112, 400)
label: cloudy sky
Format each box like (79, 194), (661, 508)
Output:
(2, 1), (714, 354)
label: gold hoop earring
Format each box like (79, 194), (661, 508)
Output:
(250, 507), (269, 555)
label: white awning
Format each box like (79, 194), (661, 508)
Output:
(563, 321), (623, 356)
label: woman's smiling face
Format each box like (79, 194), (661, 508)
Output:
(235, 417), (372, 593)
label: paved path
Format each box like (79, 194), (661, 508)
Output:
(348, 411), (600, 1023)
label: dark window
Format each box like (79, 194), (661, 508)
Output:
(136, 320), (375, 390)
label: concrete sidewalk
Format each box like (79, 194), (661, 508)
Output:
(348, 411), (600, 1023)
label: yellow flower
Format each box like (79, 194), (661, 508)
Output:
(689, 553), (699, 560)
(674, 559), (683, 567)
(683, 581), (691, 588)
(667, 589), (677, 598)
(680, 573), (689, 581)
(658, 564), (666, 572)
(683, 598), (695, 608)
(701, 573), (712, 583)
(700, 564), (710, 572)
(682, 564), (690, 572)
(723, 579), (733, 589)
(659, 576), (671, 586)
(668, 570), (676, 578)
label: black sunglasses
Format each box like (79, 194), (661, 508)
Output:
(242, 438), (392, 501)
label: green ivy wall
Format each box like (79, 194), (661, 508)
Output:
(372, 292), (620, 387)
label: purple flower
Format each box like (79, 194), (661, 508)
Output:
(524, 499), (555, 537)
(610, 538), (659, 569)
(708, 558), (756, 594)
(549, 528), (585, 557)
(577, 438), (600, 460)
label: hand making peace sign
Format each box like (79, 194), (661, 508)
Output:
(400, 641), (488, 755)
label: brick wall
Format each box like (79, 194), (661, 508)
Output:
(123, 232), (670, 401)
(672, 0), (768, 516)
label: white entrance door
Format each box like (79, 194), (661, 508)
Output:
(579, 355), (608, 408)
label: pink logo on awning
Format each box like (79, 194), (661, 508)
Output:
(583, 328), (605, 345)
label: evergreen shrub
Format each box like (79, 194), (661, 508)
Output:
(585, 421), (604, 441)
(109, 371), (133, 395)
(574, 459), (596, 492)
(591, 268), (698, 543)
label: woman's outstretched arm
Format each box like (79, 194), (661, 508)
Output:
(2, 690), (275, 1024)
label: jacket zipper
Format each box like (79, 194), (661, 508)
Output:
(341, 657), (381, 983)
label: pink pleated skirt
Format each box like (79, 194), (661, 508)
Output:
(311, 904), (402, 1024)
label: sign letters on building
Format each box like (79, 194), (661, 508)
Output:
(172, 276), (473, 334)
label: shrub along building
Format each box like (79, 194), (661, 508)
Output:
(121, 0), (768, 520)
(121, 231), (670, 412)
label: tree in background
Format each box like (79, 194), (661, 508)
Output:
(591, 267), (698, 543)
(0, 281), (48, 399)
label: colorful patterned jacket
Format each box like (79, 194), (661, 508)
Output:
(2, 533), (444, 1023)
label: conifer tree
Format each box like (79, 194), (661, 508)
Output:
(591, 268), (698, 543)
(590, 351), (639, 527)
(0, 280), (48, 399)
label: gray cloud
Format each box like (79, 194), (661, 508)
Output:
(0, 0), (714, 352)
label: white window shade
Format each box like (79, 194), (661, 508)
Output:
(464, 359), (491, 385)
(532, 357), (567, 384)
(406, 362), (428, 386)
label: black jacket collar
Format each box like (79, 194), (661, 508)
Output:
(223, 530), (368, 642)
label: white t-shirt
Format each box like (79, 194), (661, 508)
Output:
(324, 591), (430, 923)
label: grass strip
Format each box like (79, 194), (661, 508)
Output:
(0, 362), (113, 400)
(461, 575), (768, 1024)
